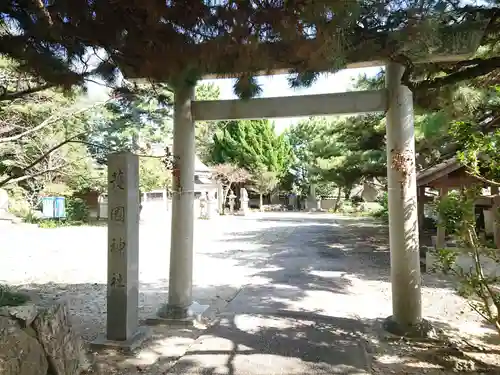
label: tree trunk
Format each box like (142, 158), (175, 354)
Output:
(344, 186), (352, 200)
(221, 182), (235, 215)
(221, 186), (229, 214)
(260, 193), (263, 212)
(333, 188), (342, 212)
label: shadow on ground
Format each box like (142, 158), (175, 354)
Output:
(9, 214), (499, 374)
(13, 282), (374, 375)
(165, 310), (372, 375)
(210, 214), (455, 293)
(15, 281), (238, 341)
(367, 317), (500, 374)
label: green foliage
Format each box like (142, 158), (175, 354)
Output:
(283, 119), (325, 196)
(451, 121), (500, 184)
(0, 57), (180, 212)
(252, 169), (278, 194)
(433, 186), (500, 333)
(311, 115), (386, 191)
(372, 192), (389, 223)
(195, 84), (222, 163)
(210, 119), (292, 177)
(2, 1), (497, 103)
(0, 58), (94, 191)
(38, 219), (61, 229)
(86, 83), (174, 163)
(436, 191), (465, 235)
(252, 168), (278, 210)
(139, 157), (172, 192)
(6, 186), (32, 217)
(287, 115), (386, 198)
(22, 210), (40, 224)
(431, 101), (500, 332)
(65, 197), (89, 222)
(315, 182), (338, 198)
(86, 82), (219, 164)
(432, 248), (459, 275)
(328, 200), (373, 217)
(20, 196), (89, 227)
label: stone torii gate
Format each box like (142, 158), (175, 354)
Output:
(92, 25), (484, 350)
(184, 62), (420, 331)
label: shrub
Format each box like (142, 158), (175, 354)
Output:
(24, 197), (90, 228)
(38, 219), (60, 228)
(436, 191), (464, 235)
(66, 197), (89, 222)
(23, 210), (41, 224)
(433, 187), (500, 334)
(371, 192), (389, 223)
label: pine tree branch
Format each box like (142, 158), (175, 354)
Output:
(0, 83), (56, 102)
(412, 56), (500, 91)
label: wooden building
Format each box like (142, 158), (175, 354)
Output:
(416, 157), (500, 249)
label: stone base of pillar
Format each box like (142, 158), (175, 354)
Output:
(238, 200), (249, 216)
(90, 326), (150, 352)
(145, 301), (209, 327)
(306, 197), (318, 211)
(382, 316), (436, 338)
(206, 200), (214, 219)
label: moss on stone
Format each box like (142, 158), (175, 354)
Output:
(0, 285), (30, 307)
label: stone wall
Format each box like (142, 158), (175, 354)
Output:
(0, 301), (90, 375)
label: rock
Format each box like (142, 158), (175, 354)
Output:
(0, 316), (48, 375)
(0, 301), (92, 375)
(32, 302), (90, 375)
(0, 189), (8, 210)
(31, 211), (44, 219)
(0, 304), (38, 327)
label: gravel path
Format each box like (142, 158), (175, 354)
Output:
(194, 214), (483, 329)
(1, 212), (497, 374)
(0, 216), (269, 341)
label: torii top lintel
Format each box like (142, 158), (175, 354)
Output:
(116, 24), (485, 81)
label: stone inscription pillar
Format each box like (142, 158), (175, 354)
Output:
(91, 152), (148, 351)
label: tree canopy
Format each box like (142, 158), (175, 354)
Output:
(1, 0), (500, 221)
(286, 59), (499, 199)
(286, 115), (386, 197)
(1, 1), (499, 100)
(0, 57), (176, 209)
(210, 119), (292, 177)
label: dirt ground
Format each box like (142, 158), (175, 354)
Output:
(5, 214), (500, 374)
(369, 331), (500, 374)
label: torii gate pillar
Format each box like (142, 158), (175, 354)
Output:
(147, 83), (207, 324)
(384, 62), (425, 335)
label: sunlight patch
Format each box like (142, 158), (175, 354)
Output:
(124, 336), (195, 366)
(308, 270), (347, 278)
(232, 314), (314, 333)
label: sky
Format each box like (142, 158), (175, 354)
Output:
(200, 66), (383, 133)
(86, 64), (383, 134)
